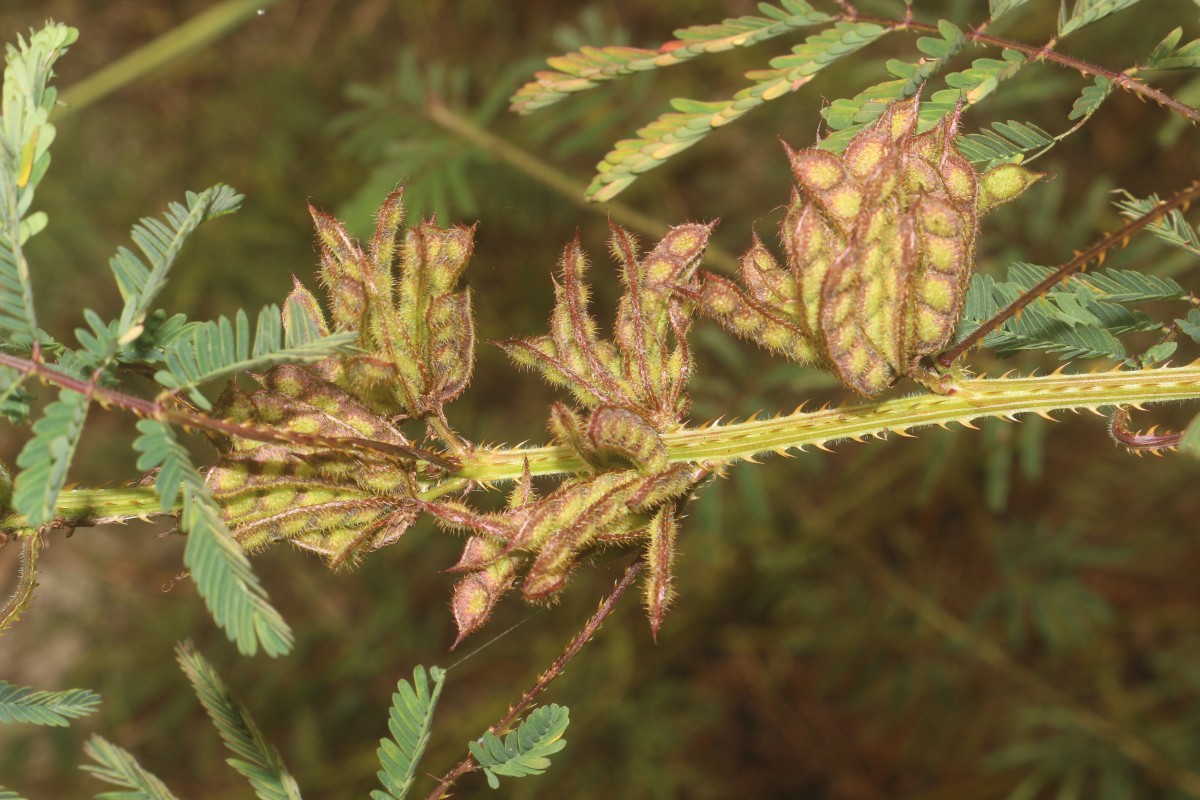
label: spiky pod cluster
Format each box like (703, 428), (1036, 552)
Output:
(427, 223), (716, 644)
(206, 187), (475, 567)
(698, 97), (1044, 396)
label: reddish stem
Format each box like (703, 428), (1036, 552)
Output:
(426, 558), (644, 799)
(938, 180), (1200, 368)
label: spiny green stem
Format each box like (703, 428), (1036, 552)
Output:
(8, 366), (1200, 530)
(423, 100), (739, 274)
(458, 365), (1200, 482)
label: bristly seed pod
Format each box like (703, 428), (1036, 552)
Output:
(308, 185), (477, 419)
(697, 96), (1045, 396)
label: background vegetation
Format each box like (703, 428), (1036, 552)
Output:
(3, 0), (1200, 797)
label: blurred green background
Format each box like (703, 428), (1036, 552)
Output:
(4, 1), (1200, 797)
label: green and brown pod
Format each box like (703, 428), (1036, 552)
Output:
(698, 96), (1044, 396)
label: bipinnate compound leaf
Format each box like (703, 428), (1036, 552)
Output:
(1057, 0), (1144, 37)
(371, 666), (445, 800)
(955, 264), (1174, 360)
(176, 644), (302, 800)
(584, 21), (889, 201)
(509, 1), (832, 114)
(154, 304), (356, 410)
(820, 20), (966, 139)
(0, 23), (77, 344)
(469, 704), (570, 790)
(1113, 190), (1200, 256)
(103, 185), (242, 364)
(81, 735), (182, 800)
(0, 680), (100, 726)
(134, 419), (293, 657)
(12, 388), (90, 526)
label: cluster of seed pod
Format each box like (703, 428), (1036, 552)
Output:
(430, 222), (718, 643)
(207, 187), (476, 567)
(699, 97), (1044, 396)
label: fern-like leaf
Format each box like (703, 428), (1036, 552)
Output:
(989, 0), (1033, 19)
(585, 21), (890, 201)
(468, 704), (570, 790)
(11, 388), (90, 526)
(0, 23), (77, 345)
(956, 263), (1178, 360)
(0, 680), (100, 726)
(371, 665), (446, 800)
(105, 185), (241, 355)
(1113, 190), (1200, 257)
(0, 363), (31, 423)
(956, 120), (1055, 170)
(154, 303), (356, 410)
(1069, 75), (1112, 121)
(81, 735), (182, 800)
(1147, 27), (1200, 71)
(134, 418), (293, 657)
(175, 644), (301, 800)
(821, 20), (967, 141)
(1058, 0), (1144, 37)
(509, 1), (832, 114)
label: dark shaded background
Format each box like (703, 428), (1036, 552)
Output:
(3, 1), (1200, 797)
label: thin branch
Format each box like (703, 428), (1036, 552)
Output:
(843, 537), (1200, 799)
(938, 180), (1200, 367)
(426, 558), (644, 800)
(842, 12), (1200, 127)
(0, 351), (459, 471)
(423, 100), (739, 274)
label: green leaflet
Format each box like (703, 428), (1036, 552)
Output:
(509, 1), (832, 114)
(1069, 76), (1112, 121)
(154, 303), (357, 410)
(81, 735), (183, 800)
(1113, 190), (1200, 257)
(469, 704), (570, 790)
(0, 363), (31, 424)
(12, 388), (90, 526)
(821, 20), (967, 138)
(955, 264), (1177, 361)
(989, 0), (1033, 19)
(956, 120), (1054, 170)
(585, 21), (889, 201)
(176, 644), (302, 800)
(134, 419), (293, 657)
(0, 23), (77, 345)
(106, 185), (242, 355)
(0, 680), (100, 726)
(1058, 0), (1144, 37)
(1148, 28), (1200, 71)
(371, 666), (445, 800)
